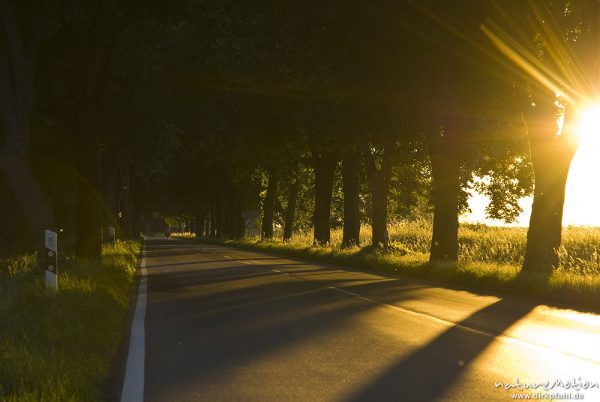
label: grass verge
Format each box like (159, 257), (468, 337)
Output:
(0, 241), (140, 401)
(190, 234), (600, 312)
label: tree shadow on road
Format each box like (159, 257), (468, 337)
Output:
(137, 239), (544, 402)
(347, 298), (536, 402)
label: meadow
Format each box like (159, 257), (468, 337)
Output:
(188, 222), (600, 310)
(0, 241), (139, 401)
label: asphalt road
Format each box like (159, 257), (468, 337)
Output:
(124, 238), (600, 401)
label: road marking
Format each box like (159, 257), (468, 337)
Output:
(199, 288), (329, 316)
(327, 285), (497, 334)
(264, 268), (600, 366)
(269, 269), (503, 340)
(325, 284), (600, 366)
(272, 268), (293, 277)
(224, 255), (232, 259)
(240, 260), (253, 265)
(121, 244), (148, 402)
(326, 286), (372, 302)
(205, 246), (600, 366)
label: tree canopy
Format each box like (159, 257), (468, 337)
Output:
(1, 0), (598, 276)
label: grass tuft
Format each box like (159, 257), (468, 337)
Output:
(0, 241), (139, 401)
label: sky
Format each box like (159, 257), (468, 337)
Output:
(462, 132), (600, 227)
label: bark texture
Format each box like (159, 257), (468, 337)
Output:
(342, 146), (361, 247)
(362, 142), (391, 248)
(283, 176), (300, 241)
(261, 170), (278, 240)
(522, 102), (577, 275)
(428, 125), (461, 263)
(313, 152), (336, 245)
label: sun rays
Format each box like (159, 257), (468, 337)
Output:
(473, 3), (600, 228)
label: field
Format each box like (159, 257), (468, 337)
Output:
(0, 242), (139, 401)
(188, 222), (600, 310)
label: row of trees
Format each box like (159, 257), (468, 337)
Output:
(1, 1), (598, 277)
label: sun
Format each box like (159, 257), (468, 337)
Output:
(563, 103), (600, 226)
(463, 103), (600, 227)
(576, 104), (600, 144)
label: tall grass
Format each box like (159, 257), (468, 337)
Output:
(209, 222), (600, 309)
(249, 222), (600, 273)
(0, 241), (139, 401)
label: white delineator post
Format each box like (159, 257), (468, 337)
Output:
(45, 230), (58, 290)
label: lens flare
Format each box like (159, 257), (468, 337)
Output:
(562, 103), (600, 226)
(576, 104), (600, 144)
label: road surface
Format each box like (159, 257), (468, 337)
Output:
(120, 238), (600, 401)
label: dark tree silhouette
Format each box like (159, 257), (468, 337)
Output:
(342, 144), (361, 247)
(261, 170), (278, 240)
(0, 0), (56, 257)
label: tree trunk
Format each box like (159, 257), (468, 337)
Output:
(196, 208), (206, 237)
(231, 198), (245, 239)
(116, 159), (133, 239)
(130, 179), (145, 238)
(235, 202), (245, 239)
(102, 150), (118, 235)
(203, 208), (210, 237)
(72, 41), (110, 258)
(216, 198), (225, 239)
(225, 201), (235, 239)
(342, 147), (361, 247)
(428, 127), (461, 263)
(261, 170), (278, 240)
(283, 175), (300, 241)
(209, 199), (217, 237)
(313, 152), (337, 245)
(0, 1), (53, 260)
(0, 152), (56, 253)
(370, 176), (389, 247)
(75, 141), (103, 259)
(362, 144), (391, 248)
(227, 202), (236, 239)
(522, 103), (577, 275)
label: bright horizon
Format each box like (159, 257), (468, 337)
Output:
(463, 104), (600, 228)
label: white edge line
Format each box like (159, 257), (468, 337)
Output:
(121, 244), (148, 402)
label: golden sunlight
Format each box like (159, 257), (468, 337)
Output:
(563, 104), (600, 226)
(480, 15), (600, 227)
(576, 104), (600, 144)
(464, 105), (600, 227)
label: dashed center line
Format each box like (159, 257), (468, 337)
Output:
(217, 251), (600, 367)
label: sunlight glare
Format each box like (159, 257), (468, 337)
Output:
(563, 103), (600, 226)
(576, 104), (600, 144)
